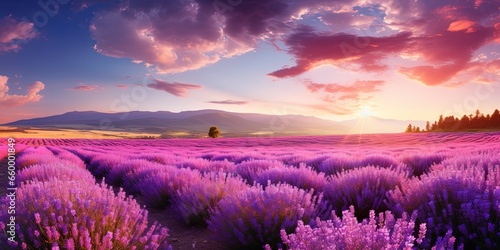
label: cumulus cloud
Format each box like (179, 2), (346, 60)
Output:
(88, 0), (254, 73)
(71, 83), (100, 91)
(207, 100), (248, 105)
(147, 79), (202, 97)
(0, 75), (45, 107)
(0, 16), (37, 52)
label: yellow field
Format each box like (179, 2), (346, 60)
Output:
(0, 126), (160, 139)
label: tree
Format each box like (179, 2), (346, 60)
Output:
(431, 121), (438, 131)
(491, 109), (500, 128)
(425, 121), (431, 132)
(208, 126), (220, 138)
(438, 115), (444, 129)
(415, 127), (421, 133)
(405, 124), (413, 133)
(458, 115), (470, 130)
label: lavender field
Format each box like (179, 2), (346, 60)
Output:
(1, 132), (499, 249)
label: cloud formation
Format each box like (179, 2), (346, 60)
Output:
(80, 0), (499, 87)
(83, 0), (356, 73)
(147, 79), (202, 97)
(269, 31), (412, 78)
(71, 83), (100, 91)
(305, 79), (385, 101)
(0, 75), (45, 107)
(302, 79), (385, 114)
(0, 16), (37, 52)
(207, 100), (248, 105)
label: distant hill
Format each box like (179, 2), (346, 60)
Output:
(4, 110), (424, 136)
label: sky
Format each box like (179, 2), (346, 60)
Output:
(0, 0), (499, 125)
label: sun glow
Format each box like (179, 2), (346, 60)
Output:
(359, 105), (373, 117)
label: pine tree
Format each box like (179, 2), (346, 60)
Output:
(405, 124), (413, 133)
(438, 115), (444, 129)
(432, 121), (438, 131)
(425, 121), (431, 132)
(459, 115), (470, 130)
(491, 109), (500, 128)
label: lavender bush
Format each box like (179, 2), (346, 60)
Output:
(105, 159), (157, 186)
(278, 206), (426, 250)
(134, 153), (180, 165)
(388, 165), (497, 249)
(360, 153), (399, 169)
(16, 147), (59, 169)
(0, 180), (170, 249)
(400, 152), (446, 177)
(283, 154), (330, 169)
(172, 171), (249, 225)
(207, 183), (328, 249)
(255, 164), (327, 194)
(324, 166), (407, 219)
(317, 153), (362, 176)
(139, 167), (201, 208)
(17, 163), (96, 185)
(236, 160), (287, 183)
(47, 146), (87, 169)
(121, 164), (176, 195)
(88, 154), (126, 178)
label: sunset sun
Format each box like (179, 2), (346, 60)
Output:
(359, 105), (373, 118)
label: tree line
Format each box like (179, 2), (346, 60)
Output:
(405, 109), (500, 133)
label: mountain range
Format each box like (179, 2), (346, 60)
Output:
(3, 110), (426, 137)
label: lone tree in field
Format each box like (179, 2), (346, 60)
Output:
(208, 126), (220, 138)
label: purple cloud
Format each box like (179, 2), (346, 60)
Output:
(0, 16), (37, 53)
(207, 100), (249, 105)
(71, 83), (100, 91)
(147, 79), (202, 97)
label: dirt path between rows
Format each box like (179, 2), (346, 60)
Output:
(132, 195), (229, 250)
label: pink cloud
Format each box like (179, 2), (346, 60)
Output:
(304, 79), (385, 102)
(116, 84), (128, 89)
(303, 79), (384, 114)
(0, 16), (37, 52)
(269, 1), (497, 86)
(269, 32), (412, 78)
(207, 100), (248, 105)
(0, 75), (45, 107)
(71, 83), (100, 91)
(447, 20), (477, 32)
(147, 79), (202, 97)
(400, 25), (495, 85)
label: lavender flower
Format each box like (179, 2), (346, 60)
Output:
(172, 171), (249, 225)
(255, 164), (327, 194)
(324, 165), (407, 219)
(0, 179), (171, 249)
(280, 206), (425, 250)
(207, 183), (327, 249)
